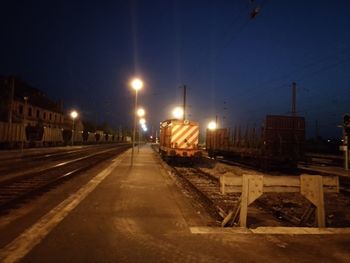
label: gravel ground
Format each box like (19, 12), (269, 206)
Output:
(197, 160), (350, 227)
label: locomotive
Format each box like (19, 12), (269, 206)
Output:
(206, 115), (305, 169)
(159, 119), (202, 159)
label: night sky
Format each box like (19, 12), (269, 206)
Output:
(1, 0), (350, 138)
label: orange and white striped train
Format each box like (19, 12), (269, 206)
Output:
(159, 119), (202, 159)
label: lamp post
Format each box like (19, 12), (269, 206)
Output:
(21, 96), (28, 153)
(131, 78), (143, 165)
(70, 110), (78, 146)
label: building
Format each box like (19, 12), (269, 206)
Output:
(0, 76), (81, 130)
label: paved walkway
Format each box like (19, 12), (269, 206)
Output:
(1, 144), (350, 263)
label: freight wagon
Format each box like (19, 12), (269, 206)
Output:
(206, 115), (305, 169)
(159, 119), (202, 159)
(0, 122), (126, 149)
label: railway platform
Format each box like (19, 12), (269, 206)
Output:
(1, 144), (350, 263)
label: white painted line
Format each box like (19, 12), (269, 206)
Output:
(190, 226), (350, 235)
(190, 227), (252, 234)
(0, 151), (128, 263)
(252, 227), (350, 235)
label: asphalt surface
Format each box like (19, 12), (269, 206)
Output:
(1, 144), (350, 263)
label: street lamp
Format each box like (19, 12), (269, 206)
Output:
(139, 118), (146, 125)
(137, 108), (145, 118)
(172, 107), (184, 119)
(70, 110), (78, 146)
(131, 78), (143, 165)
(207, 121), (217, 130)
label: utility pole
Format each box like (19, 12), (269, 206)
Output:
(292, 82), (297, 116)
(21, 96), (28, 153)
(182, 85), (187, 121)
(343, 114), (350, 171)
(8, 77), (15, 123)
(344, 132), (348, 171)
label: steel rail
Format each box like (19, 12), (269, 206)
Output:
(0, 144), (130, 176)
(171, 166), (239, 221)
(0, 145), (130, 211)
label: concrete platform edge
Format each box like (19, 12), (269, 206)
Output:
(190, 226), (350, 235)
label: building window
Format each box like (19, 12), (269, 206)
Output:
(43, 112), (46, 120)
(19, 105), (23, 114)
(28, 107), (32, 117)
(36, 110), (40, 118)
(49, 113), (52, 120)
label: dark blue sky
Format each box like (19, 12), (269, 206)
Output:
(1, 0), (350, 138)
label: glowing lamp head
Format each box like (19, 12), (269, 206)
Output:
(130, 78), (143, 91)
(207, 121), (217, 130)
(139, 118), (146, 125)
(172, 107), (184, 119)
(70, 110), (78, 119)
(137, 108), (145, 117)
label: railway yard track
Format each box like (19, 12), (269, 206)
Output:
(172, 166), (236, 221)
(0, 144), (130, 211)
(168, 158), (350, 228)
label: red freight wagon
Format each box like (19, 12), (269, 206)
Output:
(206, 115), (305, 169)
(264, 115), (305, 159)
(206, 128), (230, 154)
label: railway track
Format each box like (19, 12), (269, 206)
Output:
(171, 166), (241, 224)
(0, 144), (130, 211)
(170, 160), (350, 227)
(0, 144), (127, 176)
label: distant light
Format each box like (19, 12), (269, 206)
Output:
(150, 135), (153, 139)
(70, 110), (78, 119)
(130, 78), (143, 91)
(139, 118), (146, 125)
(341, 139), (344, 142)
(143, 127), (148, 132)
(172, 107), (184, 119)
(208, 121), (217, 130)
(137, 108), (145, 117)
(327, 139), (331, 143)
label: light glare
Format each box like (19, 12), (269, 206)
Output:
(208, 121), (217, 130)
(139, 118), (146, 125)
(137, 108), (145, 117)
(131, 78), (143, 91)
(172, 107), (184, 119)
(70, 110), (78, 119)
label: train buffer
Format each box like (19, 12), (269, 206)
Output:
(220, 173), (339, 228)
